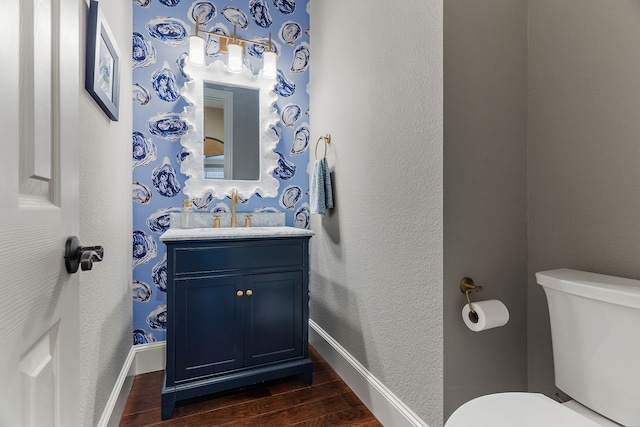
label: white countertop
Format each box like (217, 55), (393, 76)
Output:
(160, 226), (315, 242)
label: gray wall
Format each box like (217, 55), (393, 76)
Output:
(309, 0), (444, 425)
(78, 0), (133, 424)
(527, 0), (640, 396)
(443, 0), (528, 419)
(307, 1), (640, 424)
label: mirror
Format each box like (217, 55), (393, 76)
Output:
(180, 59), (280, 200)
(203, 82), (259, 180)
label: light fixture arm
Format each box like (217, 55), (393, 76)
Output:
(193, 16), (273, 54)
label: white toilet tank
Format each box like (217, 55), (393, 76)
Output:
(536, 269), (640, 427)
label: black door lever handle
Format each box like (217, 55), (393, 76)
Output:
(65, 236), (105, 274)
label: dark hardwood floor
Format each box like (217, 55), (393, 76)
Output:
(120, 346), (382, 426)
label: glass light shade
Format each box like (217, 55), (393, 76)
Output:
(189, 36), (205, 65)
(227, 43), (243, 73)
(262, 51), (277, 78)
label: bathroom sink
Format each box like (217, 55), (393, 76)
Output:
(160, 226), (314, 242)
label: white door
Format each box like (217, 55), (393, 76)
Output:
(0, 0), (80, 425)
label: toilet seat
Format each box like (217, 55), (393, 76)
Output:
(445, 393), (603, 427)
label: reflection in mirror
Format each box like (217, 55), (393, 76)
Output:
(180, 59), (280, 200)
(203, 82), (259, 180)
(202, 86), (229, 179)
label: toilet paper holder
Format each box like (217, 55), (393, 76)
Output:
(460, 277), (483, 324)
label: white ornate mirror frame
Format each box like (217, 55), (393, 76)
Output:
(180, 59), (280, 200)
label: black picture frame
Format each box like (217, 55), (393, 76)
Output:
(85, 0), (120, 121)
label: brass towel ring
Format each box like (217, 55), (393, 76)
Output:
(315, 134), (331, 159)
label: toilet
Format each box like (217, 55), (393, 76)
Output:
(446, 269), (640, 427)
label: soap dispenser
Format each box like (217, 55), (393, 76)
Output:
(182, 199), (194, 228)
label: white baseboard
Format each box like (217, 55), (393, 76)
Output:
(97, 342), (166, 427)
(132, 341), (166, 375)
(309, 320), (429, 427)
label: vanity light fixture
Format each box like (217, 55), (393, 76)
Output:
(189, 17), (277, 77)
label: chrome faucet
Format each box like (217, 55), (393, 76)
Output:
(231, 188), (238, 228)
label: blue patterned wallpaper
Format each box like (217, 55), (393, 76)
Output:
(132, 0), (310, 345)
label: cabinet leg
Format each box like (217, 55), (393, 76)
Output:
(161, 393), (175, 420)
(303, 367), (313, 385)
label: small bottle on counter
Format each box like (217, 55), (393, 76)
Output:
(182, 199), (194, 228)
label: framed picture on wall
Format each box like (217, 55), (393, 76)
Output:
(85, 0), (120, 121)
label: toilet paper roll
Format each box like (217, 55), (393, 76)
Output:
(462, 299), (509, 332)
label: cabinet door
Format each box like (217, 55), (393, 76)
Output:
(244, 271), (303, 366)
(174, 275), (244, 380)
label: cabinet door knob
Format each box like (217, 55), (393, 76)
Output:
(246, 289), (253, 296)
(237, 290), (244, 297)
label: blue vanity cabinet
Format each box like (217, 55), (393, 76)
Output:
(160, 234), (312, 420)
